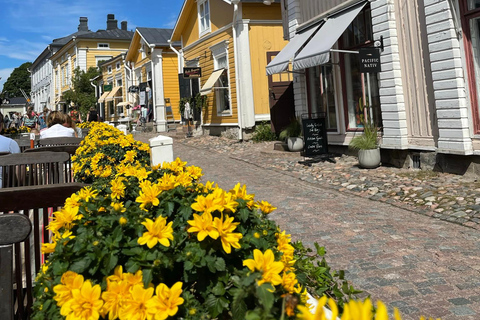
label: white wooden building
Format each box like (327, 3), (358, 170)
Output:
(271, 0), (480, 175)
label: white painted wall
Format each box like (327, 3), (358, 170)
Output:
(423, 0), (473, 154)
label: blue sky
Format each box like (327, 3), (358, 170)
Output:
(0, 0), (184, 93)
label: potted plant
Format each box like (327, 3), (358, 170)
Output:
(349, 99), (380, 169)
(279, 117), (304, 152)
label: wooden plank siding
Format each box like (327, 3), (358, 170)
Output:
(298, 0), (346, 23)
(395, 0), (437, 147)
(248, 24), (289, 116)
(184, 31), (238, 125)
(162, 53), (181, 121)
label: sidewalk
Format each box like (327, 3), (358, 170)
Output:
(140, 132), (480, 230)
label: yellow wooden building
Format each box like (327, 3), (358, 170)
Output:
(96, 54), (129, 120)
(49, 14), (133, 115)
(171, 0), (289, 138)
(124, 28), (181, 132)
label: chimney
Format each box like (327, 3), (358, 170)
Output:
(106, 14), (118, 30)
(78, 17), (88, 32)
(121, 21), (128, 31)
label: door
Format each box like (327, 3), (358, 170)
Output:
(267, 52), (295, 134)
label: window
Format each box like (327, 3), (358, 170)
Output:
(116, 62), (120, 70)
(98, 43), (109, 48)
(340, 5), (381, 130)
(308, 65), (337, 130)
(198, 0), (211, 36)
(108, 66), (112, 74)
(61, 67), (65, 86)
(96, 56), (113, 67)
(214, 55), (230, 114)
(460, 0), (480, 133)
(116, 78), (122, 87)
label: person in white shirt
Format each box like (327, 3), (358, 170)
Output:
(39, 111), (75, 139)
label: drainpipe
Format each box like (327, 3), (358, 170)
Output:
(149, 44), (157, 127)
(231, 0), (243, 140)
(168, 39), (183, 73)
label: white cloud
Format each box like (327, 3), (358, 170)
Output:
(0, 38), (48, 62)
(0, 68), (15, 93)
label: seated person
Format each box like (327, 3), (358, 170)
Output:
(63, 114), (82, 138)
(39, 111), (75, 139)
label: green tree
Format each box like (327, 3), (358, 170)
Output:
(63, 67), (100, 117)
(2, 62), (32, 99)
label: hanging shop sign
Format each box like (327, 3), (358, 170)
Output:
(103, 84), (113, 92)
(183, 67), (202, 79)
(359, 48), (381, 73)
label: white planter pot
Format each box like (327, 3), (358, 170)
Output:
(287, 137), (304, 152)
(358, 148), (381, 169)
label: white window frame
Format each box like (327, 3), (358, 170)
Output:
(116, 74), (122, 87)
(98, 43), (109, 49)
(198, 0), (211, 37)
(116, 62), (121, 70)
(210, 41), (231, 116)
(108, 66), (112, 74)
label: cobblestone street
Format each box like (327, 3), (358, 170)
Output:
(137, 131), (480, 320)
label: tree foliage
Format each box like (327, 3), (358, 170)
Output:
(63, 67), (100, 116)
(1, 62), (32, 99)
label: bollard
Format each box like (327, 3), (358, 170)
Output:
(149, 135), (174, 166)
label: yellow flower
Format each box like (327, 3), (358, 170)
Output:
(119, 217), (127, 225)
(191, 193), (223, 214)
(146, 282), (184, 320)
(48, 206), (82, 233)
(254, 232), (261, 239)
(119, 284), (153, 320)
(282, 271), (301, 294)
(138, 217), (174, 248)
(187, 212), (219, 241)
(256, 200), (277, 214)
(112, 201), (127, 213)
(53, 272), (84, 307)
(185, 165), (203, 180)
(243, 249), (284, 286)
(64, 194), (81, 208)
(61, 280), (103, 320)
(212, 214), (243, 254)
(78, 186), (98, 203)
(111, 177), (126, 200)
(124, 150), (137, 162)
(101, 280), (131, 320)
(136, 183), (162, 211)
(41, 240), (57, 254)
(229, 183), (255, 208)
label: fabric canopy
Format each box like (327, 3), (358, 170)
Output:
(117, 101), (134, 107)
(200, 69), (225, 96)
(293, 2), (367, 70)
(105, 87), (122, 101)
(98, 91), (110, 103)
(265, 24), (322, 75)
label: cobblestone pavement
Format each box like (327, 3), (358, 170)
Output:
(136, 132), (480, 319)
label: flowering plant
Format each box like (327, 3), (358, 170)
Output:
(32, 122), (435, 320)
(132, 105), (142, 111)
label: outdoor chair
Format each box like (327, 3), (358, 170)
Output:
(38, 137), (83, 147)
(0, 183), (86, 320)
(0, 151), (71, 188)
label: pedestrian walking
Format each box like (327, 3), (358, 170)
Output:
(22, 107), (38, 130)
(86, 107), (98, 122)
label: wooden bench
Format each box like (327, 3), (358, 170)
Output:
(0, 213), (32, 320)
(0, 152), (72, 188)
(0, 183), (86, 320)
(38, 137), (83, 147)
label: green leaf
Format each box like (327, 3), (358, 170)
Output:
(245, 310), (262, 320)
(256, 284), (274, 312)
(70, 257), (93, 273)
(239, 208), (250, 222)
(104, 252), (118, 274)
(184, 261), (194, 271)
(212, 282), (225, 296)
(205, 294), (229, 318)
(231, 288), (248, 320)
(165, 202), (175, 215)
(143, 269), (153, 287)
(215, 257), (226, 272)
(314, 243), (326, 256)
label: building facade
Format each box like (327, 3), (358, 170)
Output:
(49, 14), (133, 113)
(274, 0), (480, 174)
(171, 0), (289, 138)
(30, 17), (92, 113)
(124, 27), (180, 132)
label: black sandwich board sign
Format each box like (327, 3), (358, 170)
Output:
(301, 113), (328, 157)
(359, 48), (381, 73)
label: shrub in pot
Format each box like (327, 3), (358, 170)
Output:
(279, 118), (304, 152)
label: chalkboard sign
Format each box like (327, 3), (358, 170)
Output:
(302, 114), (328, 157)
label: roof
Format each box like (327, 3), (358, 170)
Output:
(2, 97), (27, 105)
(76, 28), (134, 40)
(51, 30), (93, 47)
(136, 28), (177, 47)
